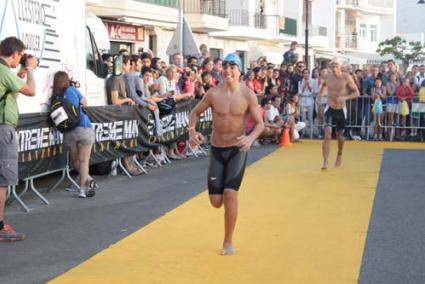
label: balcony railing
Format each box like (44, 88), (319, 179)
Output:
(367, 0), (393, 7)
(228, 10), (297, 37)
(337, 0), (393, 8)
(302, 24), (327, 37)
(184, 0), (226, 18)
(336, 0), (359, 5)
(336, 34), (358, 49)
(228, 9), (250, 26)
(135, 0), (179, 8)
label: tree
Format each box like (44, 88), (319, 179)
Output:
(376, 36), (425, 72)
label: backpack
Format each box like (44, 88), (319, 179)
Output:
(157, 97), (176, 117)
(49, 96), (80, 132)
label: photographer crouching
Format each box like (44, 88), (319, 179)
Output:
(51, 71), (96, 198)
(0, 37), (38, 242)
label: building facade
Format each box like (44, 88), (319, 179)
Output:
(396, 0), (425, 43)
(86, 0), (396, 69)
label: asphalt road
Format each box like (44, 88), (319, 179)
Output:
(0, 145), (278, 284)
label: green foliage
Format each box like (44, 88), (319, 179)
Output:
(377, 36), (425, 66)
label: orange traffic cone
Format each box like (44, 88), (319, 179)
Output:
(280, 128), (291, 146)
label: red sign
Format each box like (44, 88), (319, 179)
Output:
(104, 22), (144, 42)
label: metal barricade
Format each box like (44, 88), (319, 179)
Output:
(304, 94), (425, 142)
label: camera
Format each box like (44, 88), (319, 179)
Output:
(20, 53), (40, 67)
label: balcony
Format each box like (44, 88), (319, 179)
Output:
(336, 0), (393, 14)
(336, 0), (359, 6)
(87, 0), (179, 28)
(336, 34), (379, 52)
(184, 0), (226, 18)
(336, 34), (358, 49)
(135, 0), (178, 8)
(301, 24), (328, 47)
(228, 9), (250, 27)
(227, 10), (297, 38)
(183, 0), (228, 32)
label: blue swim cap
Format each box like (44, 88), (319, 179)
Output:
(223, 53), (242, 72)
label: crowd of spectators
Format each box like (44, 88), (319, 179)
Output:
(100, 42), (425, 155)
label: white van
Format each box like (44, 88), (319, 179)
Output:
(0, 0), (109, 113)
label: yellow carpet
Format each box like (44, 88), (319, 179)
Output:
(50, 141), (425, 284)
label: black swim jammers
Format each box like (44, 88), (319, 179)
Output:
(324, 107), (347, 132)
(207, 146), (248, 195)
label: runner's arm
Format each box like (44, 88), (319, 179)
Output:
(316, 79), (326, 104)
(246, 90), (264, 141)
(346, 75), (360, 100)
(188, 89), (212, 133)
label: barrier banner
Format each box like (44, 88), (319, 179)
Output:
(16, 100), (212, 179)
(17, 113), (67, 179)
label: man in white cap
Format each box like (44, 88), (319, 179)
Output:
(316, 57), (359, 169)
(188, 53), (264, 255)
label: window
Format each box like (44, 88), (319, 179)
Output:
(86, 28), (95, 74)
(86, 27), (104, 77)
(359, 24), (367, 38)
(370, 24), (378, 42)
(209, 48), (223, 60)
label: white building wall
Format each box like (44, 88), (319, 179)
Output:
(380, 15), (395, 42)
(283, 0), (301, 20)
(356, 14), (381, 52)
(397, 0), (425, 34)
(311, 0), (336, 47)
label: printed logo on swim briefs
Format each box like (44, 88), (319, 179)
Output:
(210, 177), (217, 181)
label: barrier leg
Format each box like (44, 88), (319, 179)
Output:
(118, 158), (132, 178)
(188, 144), (198, 158)
(29, 178), (50, 205)
(198, 145), (208, 156)
(161, 147), (171, 164)
(47, 168), (66, 193)
(148, 150), (162, 167)
(11, 183), (30, 213)
(133, 157), (148, 174)
(65, 166), (81, 190)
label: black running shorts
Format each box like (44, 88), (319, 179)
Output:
(324, 107), (346, 132)
(207, 146), (248, 195)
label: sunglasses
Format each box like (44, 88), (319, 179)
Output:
(222, 61), (237, 67)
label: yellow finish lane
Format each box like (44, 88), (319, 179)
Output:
(51, 141), (425, 284)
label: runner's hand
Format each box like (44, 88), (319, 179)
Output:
(189, 131), (204, 148)
(237, 135), (253, 152)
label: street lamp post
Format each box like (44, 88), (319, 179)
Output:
(305, 0), (309, 69)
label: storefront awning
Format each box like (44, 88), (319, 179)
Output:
(248, 43), (284, 66)
(314, 51), (367, 65)
(345, 51), (395, 65)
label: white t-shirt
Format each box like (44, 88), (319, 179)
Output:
(156, 75), (176, 96)
(266, 106), (280, 122)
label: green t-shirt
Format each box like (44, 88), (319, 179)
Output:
(0, 63), (25, 127)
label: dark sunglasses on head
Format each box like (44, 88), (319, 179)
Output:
(222, 61), (237, 67)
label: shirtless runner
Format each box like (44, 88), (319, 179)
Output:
(317, 58), (360, 170)
(188, 53), (264, 255)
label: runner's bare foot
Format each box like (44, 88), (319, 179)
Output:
(335, 153), (342, 168)
(221, 244), (235, 256)
(321, 160), (329, 170)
